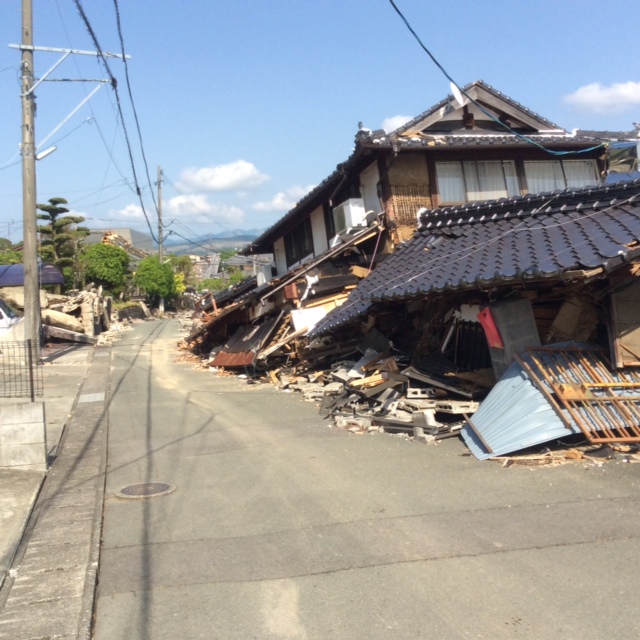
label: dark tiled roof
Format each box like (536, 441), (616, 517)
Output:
(310, 179), (640, 336)
(363, 134), (602, 150)
(575, 129), (639, 141)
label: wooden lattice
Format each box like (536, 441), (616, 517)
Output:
(386, 184), (432, 241)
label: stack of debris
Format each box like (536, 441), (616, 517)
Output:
(265, 348), (486, 443)
(42, 288), (113, 344)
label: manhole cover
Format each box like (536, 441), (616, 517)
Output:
(116, 482), (176, 499)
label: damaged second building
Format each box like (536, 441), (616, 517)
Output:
(186, 80), (640, 460)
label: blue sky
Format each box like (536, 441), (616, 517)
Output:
(1, 0), (639, 249)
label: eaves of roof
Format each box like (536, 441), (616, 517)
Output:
(240, 154), (364, 255)
(310, 179), (640, 337)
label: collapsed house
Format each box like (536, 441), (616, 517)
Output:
(309, 178), (640, 457)
(184, 80), (640, 459)
(186, 80), (608, 364)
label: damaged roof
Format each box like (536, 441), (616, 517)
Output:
(311, 179), (640, 336)
(243, 81), (604, 256)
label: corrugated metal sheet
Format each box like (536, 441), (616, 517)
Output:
(521, 345), (640, 443)
(462, 343), (640, 459)
(210, 316), (282, 368)
(460, 359), (580, 460)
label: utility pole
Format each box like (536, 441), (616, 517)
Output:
(157, 165), (164, 317)
(21, 0), (41, 354)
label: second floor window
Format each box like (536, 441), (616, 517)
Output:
(524, 160), (599, 193)
(284, 218), (314, 267)
(436, 160), (520, 204)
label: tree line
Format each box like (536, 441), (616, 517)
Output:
(0, 197), (193, 308)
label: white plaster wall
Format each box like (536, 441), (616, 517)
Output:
(360, 162), (381, 214)
(310, 206), (328, 255)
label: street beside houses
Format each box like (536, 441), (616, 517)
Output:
(92, 320), (640, 639)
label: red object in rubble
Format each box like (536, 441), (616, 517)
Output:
(477, 307), (504, 349)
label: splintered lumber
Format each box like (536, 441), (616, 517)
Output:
(42, 324), (97, 344)
(258, 326), (308, 360)
(349, 373), (385, 389)
(350, 265), (371, 278)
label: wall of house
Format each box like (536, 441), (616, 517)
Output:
(359, 162), (381, 213)
(384, 153), (432, 242)
(310, 205), (328, 256)
(273, 237), (287, 275)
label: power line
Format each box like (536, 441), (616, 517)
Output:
(54, 0), (132, 202)
(71, 0), (158, 243)
(112, 0), (158, 212)
(162, 171), (251, 239)
(168, 230), (221, 253)
(387, 0), (603, 157)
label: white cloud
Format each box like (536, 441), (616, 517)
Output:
(177, 160), (270, 193)
(564, 81), (640, 114)
(165, 194), (245, 225)
(252, 185), (315, 212)
(382, 115), (413, 133)
(110, 203), (144, 220)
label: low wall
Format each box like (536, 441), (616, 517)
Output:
(0, 402), (47, 471)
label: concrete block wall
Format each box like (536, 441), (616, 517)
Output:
(489, 298), (541, 380)
(0, 402), (47, 471)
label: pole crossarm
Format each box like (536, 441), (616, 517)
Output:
(9, 44), (130, 96)
(9, 44), (130, 58)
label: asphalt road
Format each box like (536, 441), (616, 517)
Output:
(93, 319), (640, 639)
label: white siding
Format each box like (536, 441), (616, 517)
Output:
(360, 163), (381, 213)
(310, 206), (328, 255)
(273, 237), (287, 275)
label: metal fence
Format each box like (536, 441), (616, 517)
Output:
(0, 339), (43, 400)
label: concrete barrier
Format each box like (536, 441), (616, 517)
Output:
(0, 402), (47, 471)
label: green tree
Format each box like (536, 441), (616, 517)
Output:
(0, 238), (22, 265)
(134, 256), (176, 306)
(169, 254), (195, 286)
(37, 197), (90, 288)
(81, 243), (130, 295)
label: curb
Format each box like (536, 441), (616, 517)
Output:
(0, 344), (111, 639)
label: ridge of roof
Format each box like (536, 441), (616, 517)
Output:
(389, 80), (562, 137)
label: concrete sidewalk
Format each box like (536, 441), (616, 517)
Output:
(0, 343), (95, 593)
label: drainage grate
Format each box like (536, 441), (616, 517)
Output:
(116, 482), (176, 499)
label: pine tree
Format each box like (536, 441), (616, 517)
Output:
(37, 197), (90, 288)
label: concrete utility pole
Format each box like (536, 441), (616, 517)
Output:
(157, 165), (164, 317)
(21, 0), (41, 352)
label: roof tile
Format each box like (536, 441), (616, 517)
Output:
(310, 179), (640, 337)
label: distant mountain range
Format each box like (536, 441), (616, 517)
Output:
(164, 229), (263, 254)
(88, 227), (264, 255)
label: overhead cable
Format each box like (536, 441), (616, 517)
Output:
(387, 0), (603, 157)
(72, 0), (158, 243)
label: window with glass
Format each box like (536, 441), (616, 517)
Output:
(436, 160), (520, 204)
(284, 218), (314, 267)
(524, 159), (598, 193)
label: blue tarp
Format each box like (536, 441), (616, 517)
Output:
(0, 264), (65, 287)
